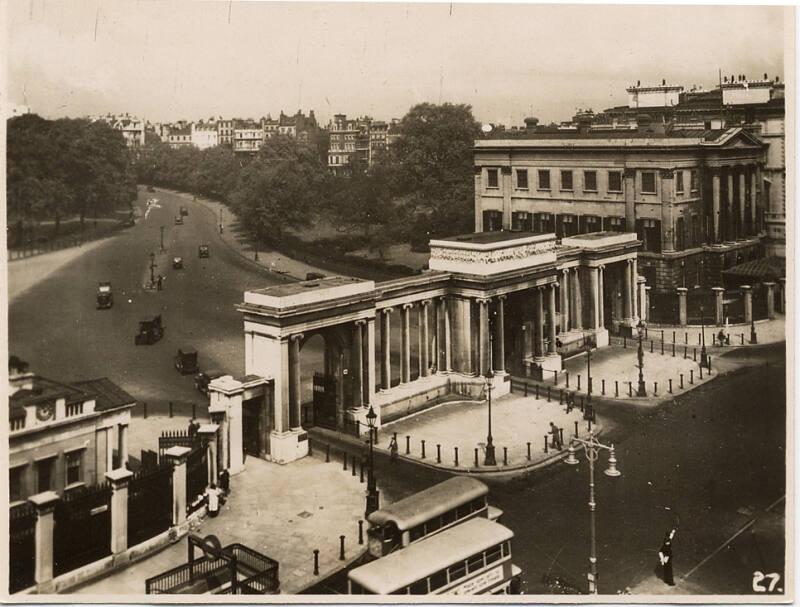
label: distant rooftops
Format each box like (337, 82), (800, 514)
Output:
(10, 374), (135, 418)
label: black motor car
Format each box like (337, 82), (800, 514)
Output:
(96, 282), (113, 309)
(175, 347), (199, 375)
(135, 315), (164, 345)
(195, 369), (226, 394)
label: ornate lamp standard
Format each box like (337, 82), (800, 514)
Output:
(700, 305), (709, 367)
(365, 405), (380, 517)
(484, 333), (497, 466)
(564, 432), (622, 594)
(636, 319), (647, 397)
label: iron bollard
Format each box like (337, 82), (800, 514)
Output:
(352, 459), (356, 477)
(741, 333), (745, 345)
(669, 379), (673, 393)
(455, 447), (459, 467)
(559, 389), (564, 405)
(326, 443), (330, 463)
(615, 381), (619, 397)
(313, 549), (320, 575)
(343, 452), (348, 471)
(580, 395), (585, 412)
(680, 373), (684, 389)
(358, 520), (364, 545)
(672, 343), (675, 357)
(474, 448), (479, 467)
(574, 420), (579, 436)
(527, 442), (531, 460)
(143, 402), (148, 419)
(559, 428), (564, 449)
(421, 440), (426, 459)
(699, 365), (704, 380)
(672, 330), (676, 344)
(690, 370), (694, 384)
(544, 435), (549, 454)
(577, 374), (581, 391)
(698, 334), (702, 346)
(693, 348), (697, 361)
(628, 381), (633, 397)
(650, 340), (654, 353)
(645, 327), (649, 339)
(406, 435), (410, 454)
(524, 383), (528, 397)
(601, 379), (605, 395)
(554, 370), (559, 384)
(503, 447), (508, 466)
(169, 401), (173, 418)
(685, 331), (688, 344)
(683, 346), (687, 359)
(623, 336), (627, 348)
(535, 384), (539, 399)
(661, 329), (665, 343)
(661, 340), (664, 355)
(547, 386), (551, 402)
(566, 372), (570, 388)
(707, 356), (712, 373)
(436, 444), (441, 463)
(356, 420), (360, 436)
(339, 535), (346, 560)
(360, 460), (364, 483)
(654, 382), (658, 396)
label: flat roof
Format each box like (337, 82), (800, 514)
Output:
(244, 276), (375, 310)
(248, 276), (365, 298)
(438, 231), (538, 245)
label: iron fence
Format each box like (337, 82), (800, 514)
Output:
(53, 483), (112, 577)
(158, 430), (201, 460)
(128, 463), (174, 547)
(9, 502), (36, 593)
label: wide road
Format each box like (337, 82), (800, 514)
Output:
(9, 187), (290, 417)
(312, 343), (786, 596)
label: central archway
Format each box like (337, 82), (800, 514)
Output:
(299, 327), (349, 430)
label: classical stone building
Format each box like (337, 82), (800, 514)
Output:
(473, 126), (767, 292)
(209, 231), (643, 466)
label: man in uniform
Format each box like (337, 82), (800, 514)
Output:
(658, 528), (676, 586)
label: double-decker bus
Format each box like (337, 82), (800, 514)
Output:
(348, 517), (521, 595)
(366, 476), (502, 557)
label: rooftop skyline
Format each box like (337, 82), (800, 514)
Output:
(7, 2), (788, 126)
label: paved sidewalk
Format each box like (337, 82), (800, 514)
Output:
(72, 456), (368, 595)
(372, 393), (610, 475)
(170, 189), (330, 281)
(644, 316), (786, 346)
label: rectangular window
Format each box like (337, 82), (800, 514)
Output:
(560, 170), (573, 191)
(429, 569), (448, 592)
(485, 545), (503, 565)
(467, 553), (486, 574)
(36, 458), (55, 493)
(690, 170), (699, 192)
(410, 579), (429, 594)
(516, 169), (528, 190)
(10, 466), (25, 502)
(604, 216), (626, 233)
(487, 169), (499, 189)
(608, 171), (622, 192)
(66, 450), (83, 486)
(425, 516), (442, 534)
(584, 171), (597, 192)
(410, 525), (425, 542)
(641, 171), (656, 194)
(448, 561), (467, 581)
(538, 170), (551, 190)
(676, 171), (684, 194)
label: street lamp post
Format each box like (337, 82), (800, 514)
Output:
(565, 432), (621, 595)
(700, 305), (709, 366)
(365, 405), (380, 518)
(149, 252), (156, 286)
(636, 320), (647, 397)
(160, 226), (165, 251)
(585, 343), (593, 402)
(484, 333), (497, 466)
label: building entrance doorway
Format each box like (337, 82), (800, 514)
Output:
(242, 396), (269, 458)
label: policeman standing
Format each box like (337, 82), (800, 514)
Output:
(658, 529), (676, 586)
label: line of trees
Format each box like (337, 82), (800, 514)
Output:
(134, 102), (481, 251)
(7, 114), (137, 245)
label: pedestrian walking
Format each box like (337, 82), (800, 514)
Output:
(156, 274), (164, 291)
(205, 483), (221, 518)
(657, 529), (676, 586)
(388, 435), (399, 463)
(549, 422), (562, 450)
(188, 417), (200, 438)
(717, 329), (725, 347)
(219, 469), (230, 496)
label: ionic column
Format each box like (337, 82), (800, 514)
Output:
(742, 285), (753, 323)
(380, 309), (392, 390)
(631, 257), (639, 322)
(478, 298), (490, 375)
(401, 303), (412, 384)
(365, 318), (376, 404)
(712, 169), (721, 243)
(623, 260), (633, 321)
(764, 282), (776, 319)
(443, 297), (452, 372)
(727, 168), (735, 241)
(534, 288), (545, 359)
(644, 285), (651, 323)
(739, 169), (746, 239)
(750, 167), (758, 234)
(560, 269), (569, 332)
(588, 267), (600, 329)
(547, 284), (557, 354)
(351, 322), (364, 408)
(493, 296), (506, 371)
(637, 276), (647, 322)
(571, 268), (582, 330)
(289, 333), (303, 428)
(598, 265), (606, 329)
(420, 301), (430, 377)
(118, 422), (129, 469)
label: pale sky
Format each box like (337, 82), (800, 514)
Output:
(5, 1), (788, 126)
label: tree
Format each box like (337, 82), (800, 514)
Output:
(389, 102), (481, 238)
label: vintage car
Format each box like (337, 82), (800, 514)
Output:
(135, 315), (164, 345)
(180, 206), (189, 217)
(195, 368), (226, 395)
(175, 347), (199, 375)
(146, 185), (156, 192)
(96, 282), (113, 309)
(198, 244), (210, 258)
(174, 215), (184, 225)
(306, 272), (325, 280)
(172, 256), (184, 269)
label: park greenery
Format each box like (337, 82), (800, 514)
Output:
(6, 103), (481, 261)
(7, 114), (137, 246)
